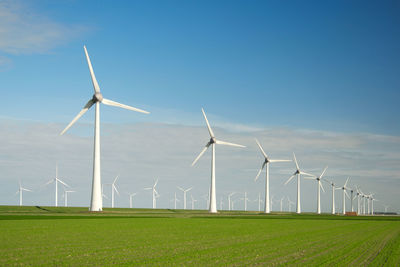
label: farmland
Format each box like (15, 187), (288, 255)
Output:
(0, 206), (399, 266)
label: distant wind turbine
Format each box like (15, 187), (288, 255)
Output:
(191, 108), (245, 213)
(254, 139), (291, 214)
(177, 186), (192, 210)
(284, 153), (314, 214)
(171, 192), (180, 209)
(287, 196), (295, 212)
(228, 192), (236, 211)
(129, 193), (137, 209)
(44, 164), (69, 207)
(240, 192), (249, 211)
(323, 180), (340, 215)
(110, 175), (120, 208)
(63, 190), (76, 207)
(16, 181), (32, 206)
(145, 179), (159, 209)
(190, 195), (198, 210)
(60, 46), (149, 212)
(304, 166), (327, 214)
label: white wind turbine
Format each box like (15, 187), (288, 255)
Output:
(191, 108), (245, 213)
(145, 179), (159, 209)
(219, 196), (224, 210)
(171, 192), (180, 209)
(339, 177), (350, 214)
(16, 181), (32, 206)
(101, 183), (109, 202)
(190, 195), (198, 210)
(177, 186), (192, 210)
(44, 164), (69, 207)
(63, 190), (76, 207)
(383, 205), (389, 213)
(304, 166), (327, 214)
(287, 196), (295, 212)
(279, 196), (284, 212)
(323, 180), (340, 215)
(60, 46), (149, 212)
(284, 153), (314, 214)
(129, 193), (137, 209)
(110, 175), (120, 208)
(228, 192), (236, 211)
(254, 139), (291, 214)
(256, 193), (263, 212)
(240, 192), (249, 211)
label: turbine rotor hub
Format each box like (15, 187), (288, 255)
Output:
(93, 92), (103, 102)
(210, 137), (216, 144)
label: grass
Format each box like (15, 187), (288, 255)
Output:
(0, 206), (399, 266)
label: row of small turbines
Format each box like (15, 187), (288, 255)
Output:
(14, 45), (387, 215)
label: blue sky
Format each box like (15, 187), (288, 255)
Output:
(0, 0), (399, 212)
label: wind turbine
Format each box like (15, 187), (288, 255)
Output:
(16, 181), (32, 206)
(284, 153), (314, 214)
(110, 175), (120, 208)
(339, 177), (350, 214)
(256, 193), (263, 212)
(145, 179), (159, 209)
(63, 190), (76, 207)
(323, 180), (340, 215)
(171, 192), (180, 209)
(60, 46), (149, 212)
(190, 195), (198, 210)
(370, 195), (377, 215)
(219, 197), (224, 210)
(240, 192), (249, 211)
(101, 183), (109, 202)
(228, 192), (236, 211)
(304, 166), (327, 214)
(254, 139), (291, 214)
(383, 205), (389, 213)
(177, 186), (192, 210)
(191, 108), (245, 213)
(129, 193), (137, 209)
(44, 164), (69, 207)
(287, 196), (295, 212)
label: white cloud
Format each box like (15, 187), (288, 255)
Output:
(0, 1), (86, 59)
(0, 118), (399, 213)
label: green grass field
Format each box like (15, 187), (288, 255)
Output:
(0, 206), (399, 266)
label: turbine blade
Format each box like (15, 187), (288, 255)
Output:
(60, 99), (94, 135)
(320, 166), (328, 178)
(22, 188), (33, 192)
(102, 194), (109, 199)
(83, 45), (101, 93)
(344, 177), (350, 187)
(300, 171), (315, 177)
(201, 108), (215, 138)
(285, 174), (296, 185)
(293, 152), (300, 170)
(113, 175), (119, 184)
(303, 177), (315, 180)
(154, 179), (159, 187)
(255, 139), (268, 159)
(215, 140), (245, 148)
(320, 182), (325, 193)
(345, 190), (350, 199)
(102, 98), (150, 114)
(143, 187), (152, 190)
(254, 162), (266, 182)
(269, 159), (291, 163)
(191, 142), (211, 166)
(186, 187), (193, 192)
(57, 179), (70, 188)
(114, 185), (120, 195)
(43, 179), (54, 187)
(177, 186), (184, 192)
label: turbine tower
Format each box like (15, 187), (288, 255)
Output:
(63, 190), (76, 207)
(339, 177), (350, 214)
(177, 186), (192, 210)
(304, 166), (327, 214)
(284, 153), (314, 214)
(172, 192), (180, 209)
(129, 193), (137, 209)
(191, 108), (245, 213)
(145, 179), (159, 209)
(254, 139), (290, 214)
(44, 164), (69, 207)
(60, 46), (149, 211)
(323, 180), (339, 215)
(190, 195), (198, 210)
(228, 192), (236, 211)
(16, 181), (32, 206)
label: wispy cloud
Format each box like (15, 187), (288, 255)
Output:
(0, 0), (86, 64)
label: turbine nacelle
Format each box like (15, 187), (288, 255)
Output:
(93, 92), (103, 103)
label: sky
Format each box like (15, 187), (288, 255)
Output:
(0, 0), (399, 213)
